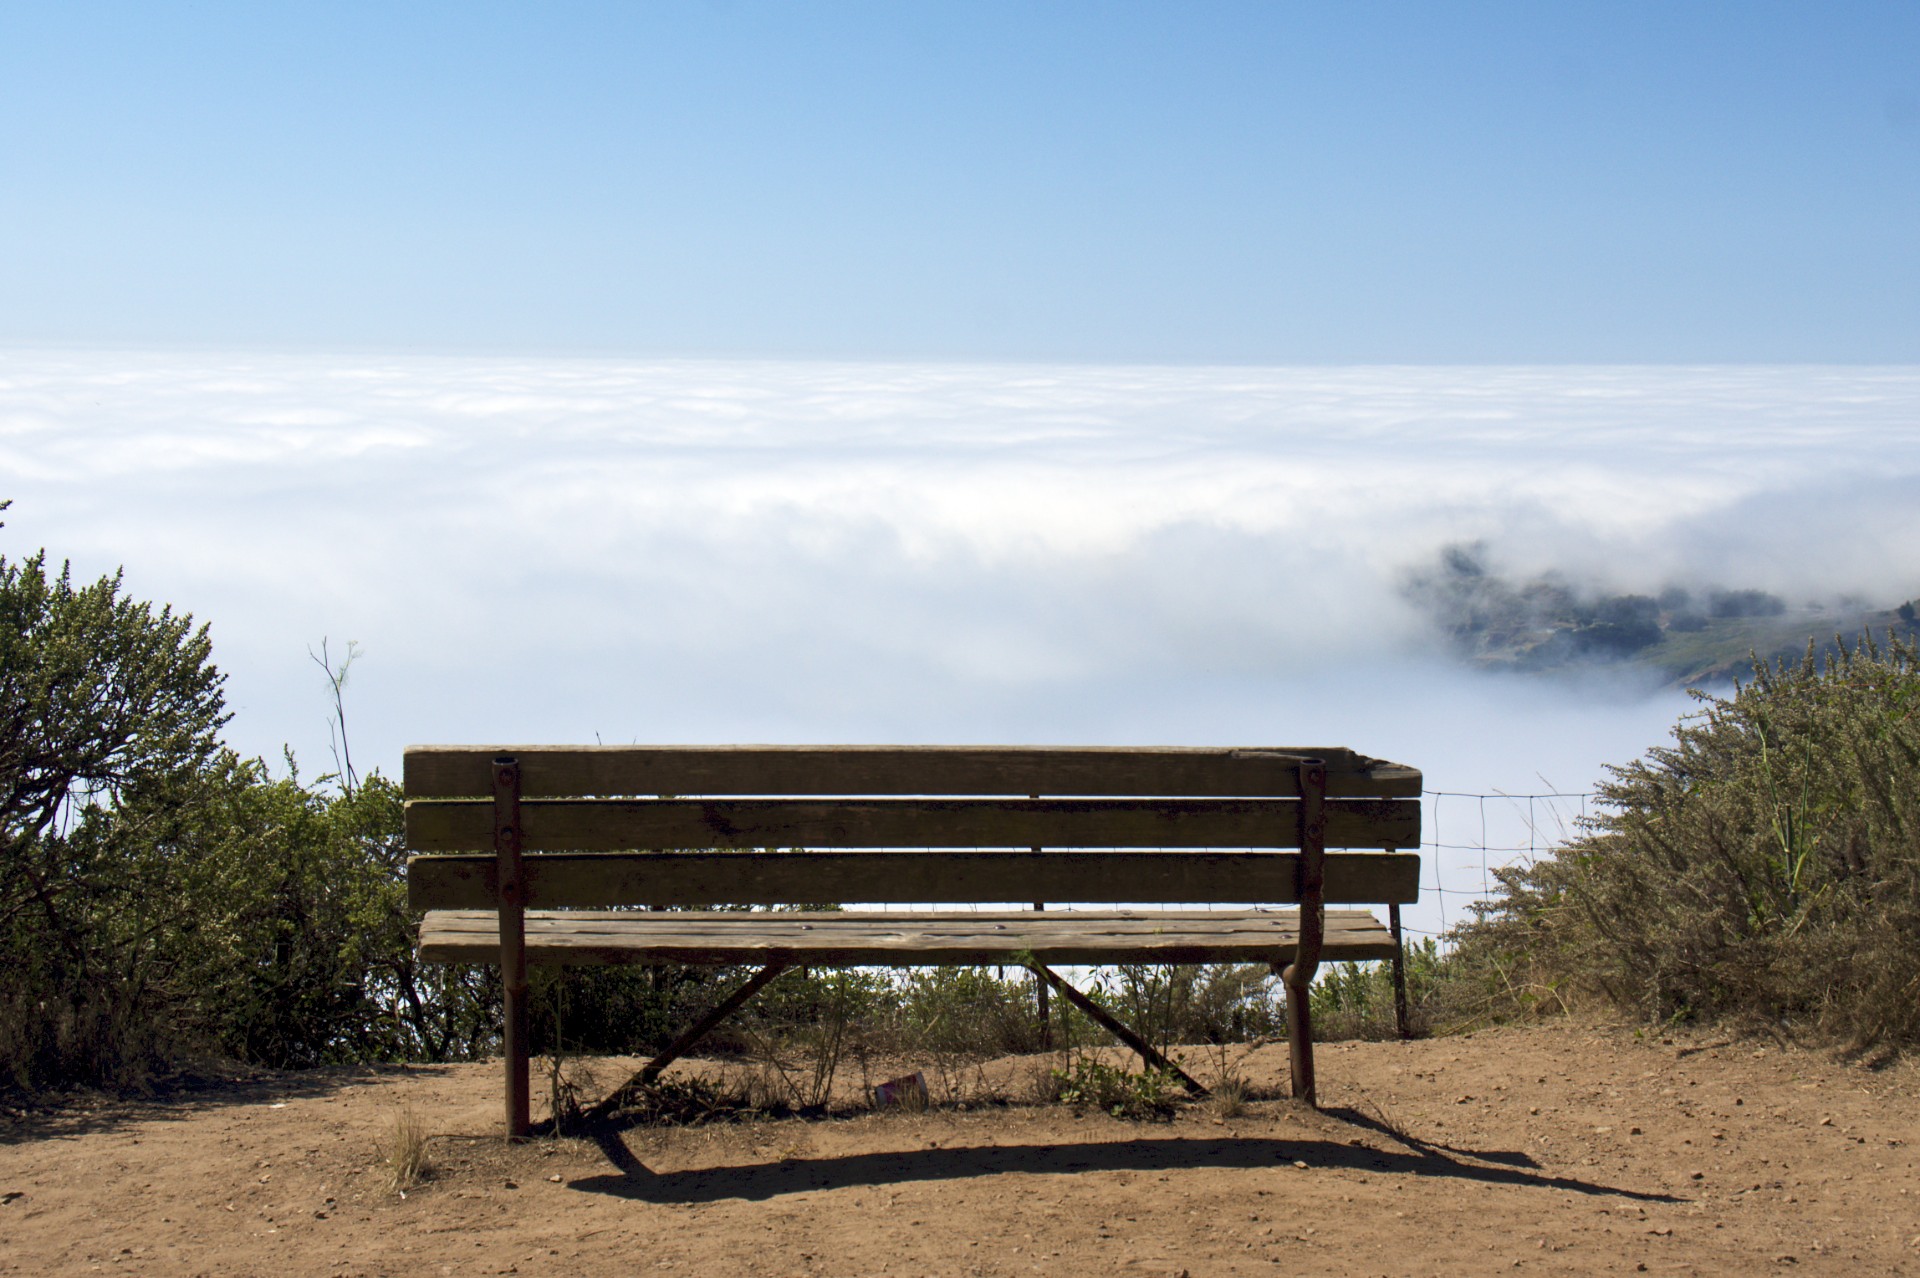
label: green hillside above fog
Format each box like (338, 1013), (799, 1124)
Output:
(1405, 544), (1920, 687)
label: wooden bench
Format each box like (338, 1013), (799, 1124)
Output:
(404, 745), (1422, 1136)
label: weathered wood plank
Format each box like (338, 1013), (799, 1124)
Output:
(403, 796), (1420, 853)
(407, 849), (1422, 909)
(403, 745), (1422, 800)
(418, 908), (1394, 940)
(417, 908), (1398, 966)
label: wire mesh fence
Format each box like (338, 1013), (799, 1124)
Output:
(1405, 788), (1595, 940)
(859, 786), (1598, 951)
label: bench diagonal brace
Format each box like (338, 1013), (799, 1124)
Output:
(586, 962), (791, 1123)
(1027, 964), (1207, 1097)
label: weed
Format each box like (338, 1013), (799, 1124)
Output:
(604, 1076), (754, 1126)
(1050, 1056), (1179, 1120)
(546, 1054), (597, 1132)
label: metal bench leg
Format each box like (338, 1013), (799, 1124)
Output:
(1281, 758), (1328, 1107)
(1028, 808), (1052, 1052)
(1389, 901), (1412, 1040)
(1033, 902), (1052, 1050)
(1027, 964), (1207, 1097)
(493, 757), (531, 1140)
(586, 963), (791, 1124)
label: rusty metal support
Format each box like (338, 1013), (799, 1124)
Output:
(1032, 903), (1052, 1051)
(1026, 964), (1207, 1097)
(586, 962), (791, 1124)
(1388, 901), (1412, 1040)
(1030, 797), (1051, 1051)
(493, 756), (530, 1140)
(1281, 757), (1327, 1106)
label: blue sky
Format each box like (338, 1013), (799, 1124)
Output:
(4, 1), (1916, 361)
(5, 8), (1920, 920)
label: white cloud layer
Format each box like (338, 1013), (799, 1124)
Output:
(5, 351), (1919, 935)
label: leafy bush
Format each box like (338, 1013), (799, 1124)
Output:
(1, 523), (229, 1090)
(1455, 634), (1920, 1051)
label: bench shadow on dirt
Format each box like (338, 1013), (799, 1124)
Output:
(573, 1106), (1684, 1206)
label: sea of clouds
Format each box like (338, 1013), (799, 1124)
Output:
(5, 350), (1918, 934)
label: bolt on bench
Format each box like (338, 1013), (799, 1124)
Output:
(404, 745), (1422, 1137)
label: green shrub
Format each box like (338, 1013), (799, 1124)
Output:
(1103, 963), (1286, 1047)
(0, 503), (504, 1091)
(1454, 633), (1920, 1051)
(532, 959), (752, 1057)
(887, 965), (1049, 1057)
(1310, 939), (1458, 1038)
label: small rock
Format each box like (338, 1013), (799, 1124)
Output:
(1689, 1170), (1705, 1180)
(547, 1174), (562, 1183)
(503, 1180), (519, 1190)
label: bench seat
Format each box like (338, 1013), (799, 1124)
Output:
(418, 907), (1397, 966)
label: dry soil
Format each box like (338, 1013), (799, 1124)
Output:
(2, 1022), (1916, 1277)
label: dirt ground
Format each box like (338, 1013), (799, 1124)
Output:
(3, 1022), (1916, 1277)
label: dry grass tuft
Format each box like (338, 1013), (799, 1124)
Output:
(1205, 1074), (1251, 1119)
(383, 1107), (431, 1194)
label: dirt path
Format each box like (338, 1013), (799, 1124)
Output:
(3, 1023), (1915, 1276)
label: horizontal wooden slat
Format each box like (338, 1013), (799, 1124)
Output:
(405, 796), (1418, 853)
(407, 850), (1421, 909)
(403, 745), (1422, 799)
(417, 908), (1398, 966)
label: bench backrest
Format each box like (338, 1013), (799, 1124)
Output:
(404, 745), (1422, 911)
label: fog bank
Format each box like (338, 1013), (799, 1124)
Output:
(5, 352), (1917, 936)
